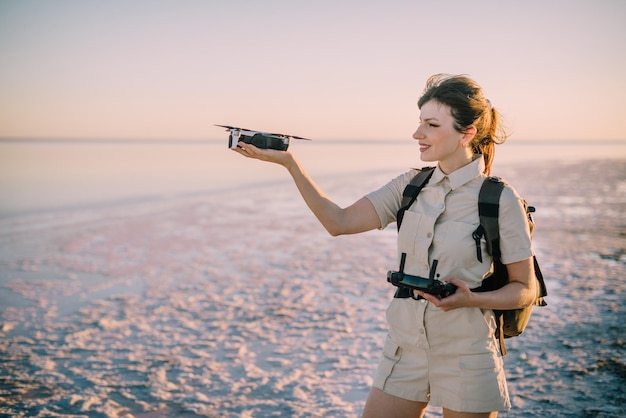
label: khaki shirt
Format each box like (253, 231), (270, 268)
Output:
(366, 157), (533, 289)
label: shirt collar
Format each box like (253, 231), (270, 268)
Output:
(430, 155), (485, 190)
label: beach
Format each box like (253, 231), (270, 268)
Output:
(1, 141), (625, 417)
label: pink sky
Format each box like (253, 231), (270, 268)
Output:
(1, 0), (625, 142)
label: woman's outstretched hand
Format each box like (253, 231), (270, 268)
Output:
(232, 143), (293, 167)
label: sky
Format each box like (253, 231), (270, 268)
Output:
(0, 0), (625, 142)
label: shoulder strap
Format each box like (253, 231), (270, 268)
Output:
(479, 178), (548, 301)
(397, 167), (435, 231)
(534, 257), (548, 306)
(477, 176), (509, 355)
(478, 176), (506, 259)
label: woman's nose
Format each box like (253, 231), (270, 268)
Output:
(412, 126), (423, 140)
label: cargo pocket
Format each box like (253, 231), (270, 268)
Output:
(373, 335), (402, 391)
(460, 352), (507, 405)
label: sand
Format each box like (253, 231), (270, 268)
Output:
(0, 158), (625, 417)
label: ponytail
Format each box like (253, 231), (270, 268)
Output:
(471, 107), (507, 176)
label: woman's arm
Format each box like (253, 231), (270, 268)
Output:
(233, 143), (382, 236)
(416, 257), (537, 311)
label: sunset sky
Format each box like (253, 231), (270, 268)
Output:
(1, 0), (624, 142)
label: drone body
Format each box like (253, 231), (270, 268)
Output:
(216, 125), (311, 151)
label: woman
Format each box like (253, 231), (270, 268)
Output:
(233, 74), (536, 418)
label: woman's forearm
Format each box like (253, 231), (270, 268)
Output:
(283, 156), (346, 235)
(472, 279), (536, 310)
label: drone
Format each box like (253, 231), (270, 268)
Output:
(216, 124), (311, 151)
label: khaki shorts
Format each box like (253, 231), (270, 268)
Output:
(373, 298), (511, 413)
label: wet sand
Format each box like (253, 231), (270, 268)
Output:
(1, 158), (625, 417)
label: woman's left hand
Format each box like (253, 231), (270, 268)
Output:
(414, 277), (475, 312)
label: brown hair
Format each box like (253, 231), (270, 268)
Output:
(417, 74), (507, 175)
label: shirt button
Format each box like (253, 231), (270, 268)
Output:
(426, 232), (432, 238)
(419, 329), (425, 334)
(438, 203), (444, 209)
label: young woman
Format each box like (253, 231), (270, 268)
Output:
(233, 74), (536, 418)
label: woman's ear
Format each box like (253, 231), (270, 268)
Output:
(461, 125), (477, 147)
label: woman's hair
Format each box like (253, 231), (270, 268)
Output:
(417, 74), (507, 175)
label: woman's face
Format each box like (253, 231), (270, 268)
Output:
(412, 100), (473, 173)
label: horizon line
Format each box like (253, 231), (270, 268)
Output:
(1, 137), (625, 145)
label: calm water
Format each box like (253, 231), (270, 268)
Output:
(1, 139), (624, 216)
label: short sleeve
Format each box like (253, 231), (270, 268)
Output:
(498, 184), (534, 265)
(365, 170), (418, 230)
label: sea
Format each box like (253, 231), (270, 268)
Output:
(1, 138), (625, 217)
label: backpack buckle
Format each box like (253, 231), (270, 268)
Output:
(472, 226), (484, 263)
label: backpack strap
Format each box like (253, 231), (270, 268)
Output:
(397, 167), (435, 231)
(474, 177), (508, 354)
(474, 176), (549, 355)
(477, 178), (548, 304)
(477, 176), (506, 260)
(534, 257), (548, 307)
(393, 167), (435, 299)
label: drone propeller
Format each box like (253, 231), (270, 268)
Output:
(215, 124), (254, 132)
(267, 132), (312, 141)
(215, 124), (311, 141)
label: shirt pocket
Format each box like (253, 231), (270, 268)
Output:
(436, 220), (487, 267)
(397, 210), (423, 256)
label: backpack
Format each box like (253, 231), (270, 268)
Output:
(397, 167), (548, 355)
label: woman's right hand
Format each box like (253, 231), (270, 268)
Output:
(232, 143), (293, 167)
